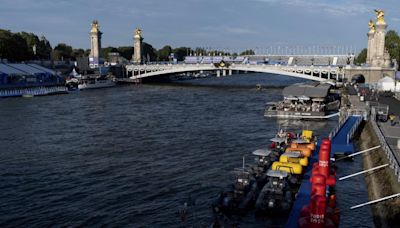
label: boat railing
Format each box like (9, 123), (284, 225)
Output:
(371, 107), (400, 182)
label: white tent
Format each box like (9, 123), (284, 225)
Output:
(377, 76), (396, 91)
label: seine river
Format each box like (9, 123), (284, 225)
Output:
(0, 73), (373, 227)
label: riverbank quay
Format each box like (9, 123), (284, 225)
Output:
(346, 85), (400, 227)
(285, 83), (400, 227)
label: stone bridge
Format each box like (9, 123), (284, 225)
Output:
(126, 63), (346, 82)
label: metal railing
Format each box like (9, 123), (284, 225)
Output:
(371, 107), (400, 182)
(328, 108), (349, 139)
(347, 108), (369, 120)
(346, 116), (363, 144)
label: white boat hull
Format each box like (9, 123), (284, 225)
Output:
(78, 80), (115, 90)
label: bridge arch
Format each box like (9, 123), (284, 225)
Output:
(126, 64), (341, 82)
(351, 74), (365, 84)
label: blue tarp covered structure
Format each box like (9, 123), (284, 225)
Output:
(0, 63), (62, 88)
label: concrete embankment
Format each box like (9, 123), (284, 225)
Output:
(355, 121), (400, 228)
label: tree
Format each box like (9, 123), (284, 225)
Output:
(240, 49), (255, 55)
(0, 29), (34, 62)
(354, 48), (367, 65)
(100, 46), (118, 59)
(37, 36), (52, 59)
(71, 48), (85, 60)
(18, 32), (52, 60)
(117, 46), (133, 60)
(157, 45), (172, 61)
(385, 30), (400, 67)
(12, 33), (31, 61)
(0, 29), (15, 61)
(172, 47), (190, 61)
(142, 42), (157, 62)
(53, 43), (73, 60)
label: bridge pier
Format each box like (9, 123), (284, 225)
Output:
(222, 69), (226, 76)
(216, 70), (221, 77)
(228, 69), (232, 76)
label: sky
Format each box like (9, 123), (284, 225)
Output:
(1, 0), (400, 52)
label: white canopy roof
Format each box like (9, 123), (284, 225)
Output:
(270, 137), (286, 143)
(267, 170), (288, 178)
(252, 149), (272, 157)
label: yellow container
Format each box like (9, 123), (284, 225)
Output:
(302, 130), (313, 141)
(279, 154), (309, 166)
(272, 161), (303, 174)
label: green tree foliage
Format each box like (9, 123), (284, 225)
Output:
(53, 43), (73, 60)
(355, 48), (367, 65)
(0, 30), (30, 62)
(240, 49), (255, 55)
(0, 29), (52, 62)
(142, 42), (157, 62)
(100, 46), (118, 59)
(172, 47), (190, 61)
(157, 45), (172, 61)
(18, 32), (52, 59)
(71, 48), (85, 60)
(385, 30), (400, 67)
(117, 46), (133, 60)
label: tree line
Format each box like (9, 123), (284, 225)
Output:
(0, 29), (257, 63)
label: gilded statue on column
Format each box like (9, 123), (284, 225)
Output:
(91, 20), (99, 32)
(374, 9), (385, 24)
(135, 28), (142, 38)
(368, 20), (375, 33)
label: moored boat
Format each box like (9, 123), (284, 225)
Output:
(264, 82), (341, 119)
(77, 75), (115, 90)
(255, 170), (293, 215)
(212, 169), (258, 215)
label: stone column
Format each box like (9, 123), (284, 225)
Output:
(366, 30), (375, 65)
(372, 21), (387, 67)
(89, 20), (102, 68)
(133, 28), (143, 64)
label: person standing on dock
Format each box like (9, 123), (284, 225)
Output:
(389, 114), (396, 126)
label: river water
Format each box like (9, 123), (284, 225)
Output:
(0, 73), (373, 227)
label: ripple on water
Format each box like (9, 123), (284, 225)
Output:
(0, 74), (374, 227)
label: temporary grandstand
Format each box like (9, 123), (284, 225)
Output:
(0, 63), (64, 88)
